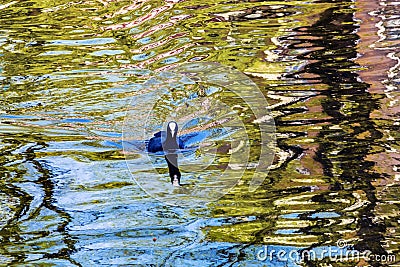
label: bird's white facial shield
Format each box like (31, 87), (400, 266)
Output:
(168, 122), (176, 137)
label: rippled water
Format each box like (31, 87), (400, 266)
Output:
(0, 0), (399, 266)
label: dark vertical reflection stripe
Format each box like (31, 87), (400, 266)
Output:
(0, 138), (80, 266)
(291, 3), (387, 265)
(27, 144), (81, 266)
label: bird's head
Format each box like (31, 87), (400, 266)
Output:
(167, 121), (178, 138)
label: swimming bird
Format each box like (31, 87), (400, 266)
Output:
(106, 120), (229, 186)
(146, 124), (214, 153)
(147, 121), (182, 186)
(143, 121), (228, 186)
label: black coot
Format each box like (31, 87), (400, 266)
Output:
(145, 121), (221, 186)
(147, 121), (181, 186)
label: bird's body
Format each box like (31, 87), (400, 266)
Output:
(146, 131), (185, 153)
(146, 122), (182, 186)
(146, 130), (211, 154)
(139, 121), (221, 186)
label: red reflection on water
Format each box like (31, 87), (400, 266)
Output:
(133, 43), (193, 69)
(133, 15), (190, 39)
(103, 3), (174, 31)
(355, 0), (400, 188)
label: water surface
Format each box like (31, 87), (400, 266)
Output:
(0, 0), (399, 266)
